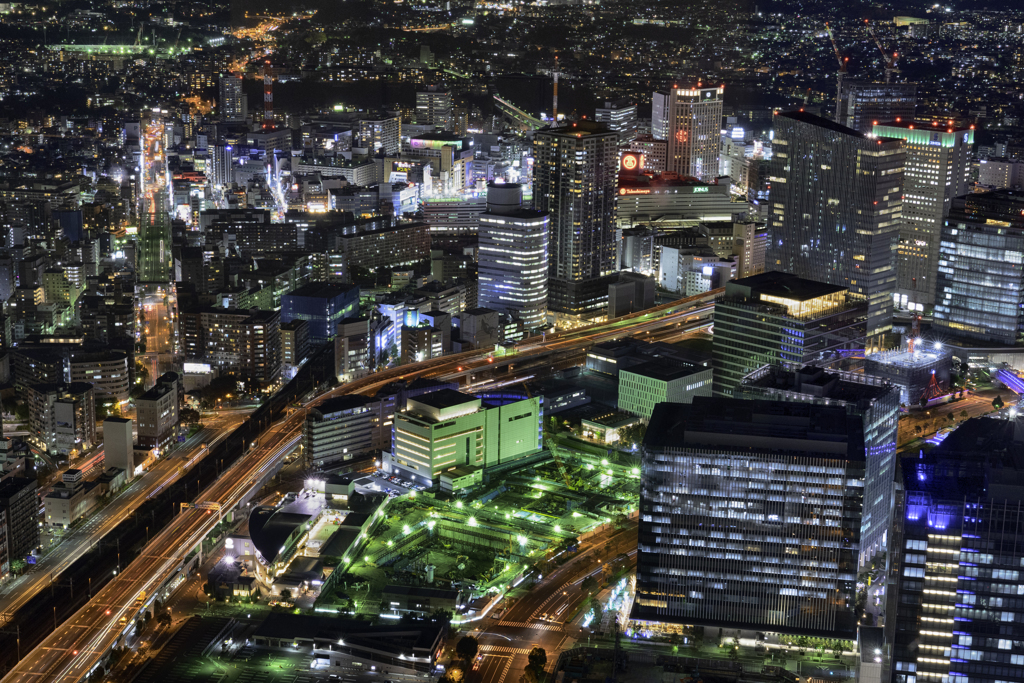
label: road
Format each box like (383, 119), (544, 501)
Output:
(465, 520), (639, 683)
(0, 413), (245, 627)
(3, 291), (715, 682)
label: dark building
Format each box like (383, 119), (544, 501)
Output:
(0, 476), (39, 575)
(838, 80), (917, 134)
(281, 282), (360, 346)
(887, 417), (1024, 683)
(634, 397), (864, 638)
(767, 111), (904, 343)
(711, 272), (867, 398)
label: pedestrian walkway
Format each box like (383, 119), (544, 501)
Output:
(480, 645), (532, 655)
(495, 620), (563, 632)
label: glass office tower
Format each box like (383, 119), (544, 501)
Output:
(634, 396), (864, 638)
(712, 271), (867, 398)
(888, 418), (1024, 683)
(934, 190), (1024, 345)
(768, 111), (904, 343)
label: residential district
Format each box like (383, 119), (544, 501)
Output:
(0, 0), (1023, 682)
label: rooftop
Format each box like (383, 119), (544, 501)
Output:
(729, 270), (847, 302)
(284, 282), (359, 300)
(621, 360), (703, 382)
(644, 396), (865, 461)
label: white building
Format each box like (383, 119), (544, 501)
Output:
(665, 85), (724, 182)
(478, 183), (549, 331)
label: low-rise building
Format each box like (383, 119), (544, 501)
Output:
(389, 389), (542, 486)
(618, 361), (713, 420)
(381, 585), (462, 616)
(304, 396), (384, 467)
(70, 349), (131, 404)
(44, 469), (99, 529)
(135, 376), (180, 452)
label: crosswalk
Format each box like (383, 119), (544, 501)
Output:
(494, 621), (563, 632)
(480, 646), (532, 655)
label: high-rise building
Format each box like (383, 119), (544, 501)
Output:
(357, 116), (401, 156)
(218, 74), (246, 123)
(135, 376), (179, 452)
(595, 99), (638, 144)
(977, 157), (1024, 190)
(633, 397), (864, 638)
(478, 183), (549, 331)
(103, 417), (135, 480)
(838, 81), (917, 134)
(934, 190), (1024, 345)
(533, 121), (619, 323)
(887, 418), (1024, 683)
(711, 272), (867, 398)
(415, 86), (453, 130)
(651, 91), (670, 141)
(0, 476), (38, 577)
(873, 121), (973, 311)
(665, 85), (724, 182)
(737, 363), (899, 566)
(767, 111), (904, 341)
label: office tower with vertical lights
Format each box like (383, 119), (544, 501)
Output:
(478, 183), (549, 331)
(888, 418), (1024, 683)
(633, 396), (864, 638)
(533, 121), (619, 323)
(767, 111), (904, 343)
(873, 121), (973, 312)
(416, 86), (453, 130)
(665, 85), (724, 182)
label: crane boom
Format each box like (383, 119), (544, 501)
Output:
(865, 20), (899, 82)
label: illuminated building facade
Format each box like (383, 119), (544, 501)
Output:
(934, 190), (1024, 345)
(737, 363), (900, 566)
(634, 397), (864, 638)
(873, 122), (973, 311)
(768, 111), (904, 341)
(839, 81), (917, 134)
(888, 419), (1024, 683)
(595, 98), (638, 143)
(415, 86), (453, 130)
(533, 122), (619, 322)
(615, 174), (737, 229)
(711, 272), (867, 398)
(665, 85), (724, 182)
(390, 389), (542, 486)
(478, 183), (549, 331)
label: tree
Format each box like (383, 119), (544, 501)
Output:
(527, 647), (547, 673)
(994, 395), (1005, 411)
(455, 635), (479, 664)
(580, 576), (598, 594)
(180, 407), (202, 427)
(156, 611), (172, 626)
(280, 589), (292, 600)
(519, 668), (540, 683)
(960, 410), (969, 420)
(10, 558), (26, 575)
(919, 396), (928, 409)
(428, 608), (453, 626)
(914, 425), (922, 436)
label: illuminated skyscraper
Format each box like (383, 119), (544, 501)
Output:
(838, 81), (916, 134)
(873, 121), (973, 311)
(415, 86), (453, 130)
(595, 98), (638, 144)
(767, 111), (904, 342)
(634, 396), (864, 638)
(218, 74), (246, 123)
(533, 121), (618, 323)
(665, 85), (723, 182)
(478, 183), (549, 331)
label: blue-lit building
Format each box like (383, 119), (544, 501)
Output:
(888, 417), (1024, 683)
(282, 282), (360, 346)
(934, 190), (1024, 345)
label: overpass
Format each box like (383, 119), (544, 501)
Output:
(2, 288), (721, 682)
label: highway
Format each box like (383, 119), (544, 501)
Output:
(3, 289), (717, 682)
(0, 413), (245, 627)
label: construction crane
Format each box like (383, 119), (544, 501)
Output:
(824, 22), (849, 123)
(865, 20), (899, 83)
